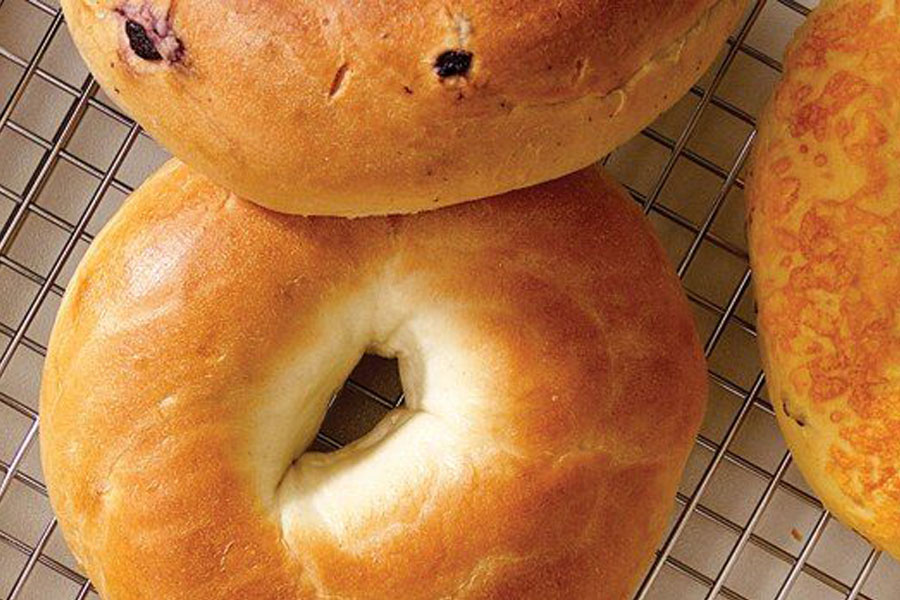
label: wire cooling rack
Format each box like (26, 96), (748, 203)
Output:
(0, 0), (899, 598)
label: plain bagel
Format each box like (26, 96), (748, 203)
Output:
(62, 0), (747, 215)
(41, 162), (707, 599)
(749, 0), (900, 557)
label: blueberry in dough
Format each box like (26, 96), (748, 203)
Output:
(434, 49), (473, 78)
(125, 19), (162, 61)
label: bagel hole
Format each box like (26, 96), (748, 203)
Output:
(308, 354), (405, 454)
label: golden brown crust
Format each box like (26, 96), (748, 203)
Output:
(748, 0), (900, 558)
(61, 0), (747, 215)
(41, 161), (706, 599)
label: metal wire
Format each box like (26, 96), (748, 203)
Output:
(0, 0), (893, 598)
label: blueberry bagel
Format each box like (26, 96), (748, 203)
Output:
(62, 0), (747, 215)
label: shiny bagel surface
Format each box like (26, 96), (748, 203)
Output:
(41, 162), (707, 599)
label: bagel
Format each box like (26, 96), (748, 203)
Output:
(61, 0), (747, 215)
(41, 162), (707, 599)
(748, 0), (900, 557)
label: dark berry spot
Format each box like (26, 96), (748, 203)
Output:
(434, 49), (473, 78)
(125, 20), (162, 61)
(403, 85), (414, 95)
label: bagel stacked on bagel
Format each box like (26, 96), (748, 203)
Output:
(749, 0), (900, 558)
(40, 2), (746, 598)
(61, 0), (747, 215)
